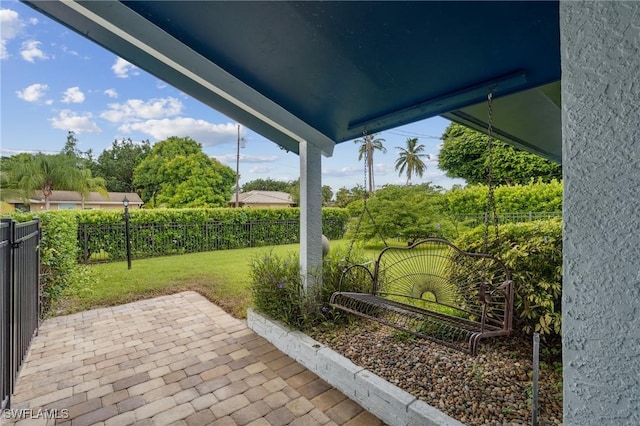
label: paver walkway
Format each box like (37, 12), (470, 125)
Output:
(3, 292), (382, 426)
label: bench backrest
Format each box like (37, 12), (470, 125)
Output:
(372, 238), (513, 330)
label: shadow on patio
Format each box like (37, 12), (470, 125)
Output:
(4, 292), (382, 426)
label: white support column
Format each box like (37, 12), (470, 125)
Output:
(560, 2), (640, 425)
(299, 140), (323, 289)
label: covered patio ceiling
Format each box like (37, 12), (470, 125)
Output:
(24, 1), (561, 162)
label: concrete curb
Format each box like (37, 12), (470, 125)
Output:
(247, 309), (465, 426)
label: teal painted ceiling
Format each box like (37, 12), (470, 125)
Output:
(24, 1), (561, 161)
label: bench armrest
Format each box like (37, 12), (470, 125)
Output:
(339, 262), (376, 293)
(490, 280), (513, 296)
(479, 280), (513, 303)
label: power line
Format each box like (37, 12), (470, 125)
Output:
(385, 129), (441, 139)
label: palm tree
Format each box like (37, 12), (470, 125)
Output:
(354, 133), (386, 193)
(395, 138), (429, 185)
(77, 168), (109, 209)
(9, 153), (106, 210)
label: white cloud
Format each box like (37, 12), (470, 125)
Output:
(423, 169), (448, 179)
(1, 9), (24, 38)
(20, 40), (48, 62)
(240, 153), (279, 163)
(1, 8), (25, 59)
(61, 45), (78, 56)
(16, 83), (48, 102)
(248, 166), (273, 174)
(120, 119), (237, 147)
(214, 153), (279, 164)
(101, 97), (183, 122)
(104, 88), (118, 98)
(322, 165), (361, 178)
(61, 86), (85, 103)
(50, 110), (101, 134)
(111, 57), (138, 78)
(0, 147), (57, 155)
(373, 162), (392, 176)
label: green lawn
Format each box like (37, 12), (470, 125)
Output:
(59, 239), (378, 318)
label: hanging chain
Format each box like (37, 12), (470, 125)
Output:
(346, 129), (371, 262)
(484, 88), (500, 253)
(345, 128), (389, 262)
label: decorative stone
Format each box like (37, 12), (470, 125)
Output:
(321, 235), (330, 257)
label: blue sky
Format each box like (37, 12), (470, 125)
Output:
(1, 1), (465, 194)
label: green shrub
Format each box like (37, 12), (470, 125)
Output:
(344, 184), (460, 243)
(77, 207), (349, 262)
(250, 247), (371, 330)
(445, 180), (563, 215)
(8, 211), (88, 313)
(454, 218), (562, 341)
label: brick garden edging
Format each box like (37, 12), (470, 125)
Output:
(247, 309), (465, 426)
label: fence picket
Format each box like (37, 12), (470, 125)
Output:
(0, 218), (40, 410)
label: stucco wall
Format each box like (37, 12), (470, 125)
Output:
(560, 2), (640, 424)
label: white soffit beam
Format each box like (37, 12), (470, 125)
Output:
(34, 0), (335, 157)
(441, 82), (562, 163)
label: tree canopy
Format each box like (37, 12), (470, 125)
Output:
(241, 178), (292, 193)
(95, 138), (151, 192)
(438, 123), (562, 185)
(334, 185), (366, 208)
(61, 131), (96, 171)
(345, 183), (452, 244)
(133, 136), (236, 208)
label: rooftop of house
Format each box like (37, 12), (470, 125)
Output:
(230, 190), (294, 205)
(23, 191), (143, 205)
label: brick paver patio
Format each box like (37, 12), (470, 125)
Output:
(3, 292), (383, 426)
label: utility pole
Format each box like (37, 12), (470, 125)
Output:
(235, 124), (240, 207)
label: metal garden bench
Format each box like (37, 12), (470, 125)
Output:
(329, 238), (514, 355)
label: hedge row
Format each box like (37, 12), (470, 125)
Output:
(77, 208), (349, 262)
(5, 208), (348, 310)
(7, 211), (81, 311)
(445, 180), (563, 215)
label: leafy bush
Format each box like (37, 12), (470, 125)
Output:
(8, 211), (89, 313)
(344, 182), (562, 245)
(76, 207), (349, 262)
(445, 180), (563, 216)
(344, 184), (460, 243)
(250, 247), (371, 330)
(454, 218), (562, 341)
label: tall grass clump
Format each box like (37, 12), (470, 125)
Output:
(250, 246), (371, 330)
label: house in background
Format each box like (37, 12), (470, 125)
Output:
(7, 191), (143, 211)
(229, 190), (295, 208)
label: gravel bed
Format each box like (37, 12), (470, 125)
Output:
(308, 320), (563, 426)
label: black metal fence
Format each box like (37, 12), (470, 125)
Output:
(1, 219), (41, 410)
(78, 218), (346, 263)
